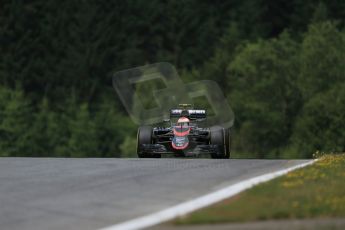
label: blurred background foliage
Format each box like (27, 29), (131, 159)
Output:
(0, 0), (344, 158)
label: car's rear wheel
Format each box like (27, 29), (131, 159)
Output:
(210, 126), (226, 159)
(137, 126), (160, 158)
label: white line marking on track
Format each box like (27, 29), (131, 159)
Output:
(99, 159), (317, 230)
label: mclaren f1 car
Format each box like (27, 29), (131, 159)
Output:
(136, 104), (231, 158)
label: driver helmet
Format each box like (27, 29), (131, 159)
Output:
(177, 117), (190, 127)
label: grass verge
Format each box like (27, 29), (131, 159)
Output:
(175, 153), (345, 225)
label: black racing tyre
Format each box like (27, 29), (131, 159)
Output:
(210, 126), (226, 159)
(224, 128), (231, 159)
(137, 126), (153, 158)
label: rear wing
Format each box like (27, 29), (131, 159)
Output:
(170, 109), (206, 120)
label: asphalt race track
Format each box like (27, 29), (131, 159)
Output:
(0, 158), (310, 230)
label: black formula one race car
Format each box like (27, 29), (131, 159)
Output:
(137, 104), (231, 159)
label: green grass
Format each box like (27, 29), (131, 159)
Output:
(175, 153), (345, 225)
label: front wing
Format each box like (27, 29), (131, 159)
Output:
(138, 144), (220, 156)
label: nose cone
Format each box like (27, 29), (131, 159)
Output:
(172, 136), (189, 150)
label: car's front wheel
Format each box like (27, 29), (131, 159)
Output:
(224, 128), (231, 159)
(137, 126), (160, 158)
(210, 126), (226, 159)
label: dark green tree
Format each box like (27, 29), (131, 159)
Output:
(227, 32), (301, 157)
(66, 103), (98, 157)
(291, 83), (345, 157)
(0, 86), (33, 156)
(298, 21), (345, 101)
(29, 98), (61, 156)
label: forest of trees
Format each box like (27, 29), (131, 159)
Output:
(0, 0), (344, 158)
